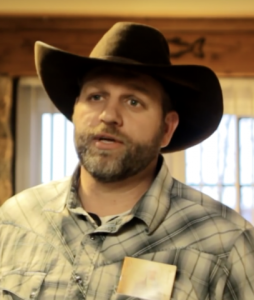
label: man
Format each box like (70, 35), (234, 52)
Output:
(0, 22), (254, 300)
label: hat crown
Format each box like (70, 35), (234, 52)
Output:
(90, 22), (171, 65)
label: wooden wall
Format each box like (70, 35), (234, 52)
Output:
(0, 77), (13, 204)
(1, 17), (254, 76)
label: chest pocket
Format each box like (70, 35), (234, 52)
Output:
(0, 272), (46, 300)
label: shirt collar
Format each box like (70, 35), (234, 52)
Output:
(42, 176), (72, 213)
(43, 156), (174, 234)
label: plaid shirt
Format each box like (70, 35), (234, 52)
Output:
(1, 157), (254, 300)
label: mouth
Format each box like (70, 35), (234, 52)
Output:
(93, 133), (123, 144)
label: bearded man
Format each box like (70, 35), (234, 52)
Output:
(0, 22), (254, 300)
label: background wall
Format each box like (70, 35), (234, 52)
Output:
(1, 0), (254, 17)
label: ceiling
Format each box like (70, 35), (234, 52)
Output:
(1, 0), (254, 17)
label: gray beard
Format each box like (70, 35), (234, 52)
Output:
(75, 126), (163, 183)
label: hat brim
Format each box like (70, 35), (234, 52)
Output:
(35, 41), (223, 153)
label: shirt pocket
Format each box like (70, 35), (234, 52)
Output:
(0, 271), (46, 300)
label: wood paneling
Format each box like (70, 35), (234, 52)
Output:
(0, 16), (254, 76)
(0, 76), (13, 204)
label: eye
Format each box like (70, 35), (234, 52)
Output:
(88, 94), (103, 101)
(128, 98), (141, 107)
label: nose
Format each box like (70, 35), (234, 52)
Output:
(99, 100), (123, 126)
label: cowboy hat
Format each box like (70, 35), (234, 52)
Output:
(34, 22), (223, 152)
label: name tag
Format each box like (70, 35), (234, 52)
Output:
(116, 257), (177, 300)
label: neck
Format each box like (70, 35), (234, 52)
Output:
(78, 158), (159, 217)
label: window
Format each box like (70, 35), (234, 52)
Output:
(41, 113), (78, 184)
(16, 78), (78, 193)
(185, 115), (254, 224)
(166, 78), (254, 225)
(185, 114), (237, 210)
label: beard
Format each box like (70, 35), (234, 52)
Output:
(75, 124), (164, 183)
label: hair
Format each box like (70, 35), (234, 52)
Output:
(160, 84), (174, 117)
(78, 66), (174, 117)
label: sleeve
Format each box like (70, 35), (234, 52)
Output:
(221, 228), (254, 300)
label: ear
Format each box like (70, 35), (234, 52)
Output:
(161, 111), (179, 148)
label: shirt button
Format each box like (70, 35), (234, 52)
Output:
(74, 274), (83, 285)
(30, 291), (36, 298)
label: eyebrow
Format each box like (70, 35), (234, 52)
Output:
(83, 81), (152, 97)
(124, 83), (152, 96)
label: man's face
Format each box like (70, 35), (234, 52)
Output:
(72, 69), (178, 182)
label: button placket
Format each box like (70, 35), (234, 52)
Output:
(70, 234), (102, 298)
(72, 273), (86, 297)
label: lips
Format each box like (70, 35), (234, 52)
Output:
(93, 133), (123, 143)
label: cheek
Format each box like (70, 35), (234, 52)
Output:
(72, 105), (98, 128)
(125, 114), (162, 142)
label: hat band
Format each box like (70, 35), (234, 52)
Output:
(89, 55), (146, 65)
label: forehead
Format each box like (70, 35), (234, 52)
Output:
(80, 66), (164, 94)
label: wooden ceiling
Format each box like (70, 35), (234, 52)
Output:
(0, 16), (254, 76)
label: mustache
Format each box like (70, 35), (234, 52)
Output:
(78, 125), (131, 144)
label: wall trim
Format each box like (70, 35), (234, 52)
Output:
(0, 16), (254, 76)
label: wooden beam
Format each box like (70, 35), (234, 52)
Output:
(0, 16), (254, 76)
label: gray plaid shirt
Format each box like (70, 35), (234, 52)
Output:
(1, 157), (254, 300)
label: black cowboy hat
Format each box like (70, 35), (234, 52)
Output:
(34, 22), (223, 153)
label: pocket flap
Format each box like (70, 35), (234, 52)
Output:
(0, 271), (46, 299)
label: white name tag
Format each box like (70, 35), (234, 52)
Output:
(116, 257), (177, 300)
